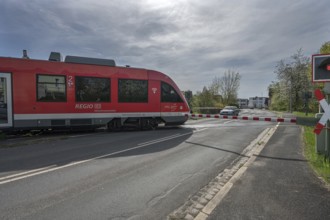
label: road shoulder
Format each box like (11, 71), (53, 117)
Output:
(169, 125), (278, 220)
(207, 125), (330, 220)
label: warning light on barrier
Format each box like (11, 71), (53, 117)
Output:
(312, 54), (330, 82)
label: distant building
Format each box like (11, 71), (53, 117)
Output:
(248, 97), (269, 109)
(237, 98), (249, 108)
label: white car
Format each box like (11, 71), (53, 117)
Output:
(220, 106), (239, 116)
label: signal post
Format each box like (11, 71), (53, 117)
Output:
(312, 54), (330, 158)
(326, 85), (330, 158)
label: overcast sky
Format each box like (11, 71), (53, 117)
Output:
(1, 0), (329, 98)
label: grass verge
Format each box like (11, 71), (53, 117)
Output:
(302, 126), (330, 184)
(293, 111), (315, 118)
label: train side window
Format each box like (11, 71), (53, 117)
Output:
(37, 75), (66, 102)
(76, 76), (110, 102)
(161, 82), (183, 103)
(118, 79), (148, 103)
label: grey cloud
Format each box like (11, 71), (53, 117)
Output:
(1, 0), (329, 98)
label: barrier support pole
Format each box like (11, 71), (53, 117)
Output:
(324, 83), (330, 159)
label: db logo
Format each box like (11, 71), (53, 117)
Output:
(314, 89), (330, 135)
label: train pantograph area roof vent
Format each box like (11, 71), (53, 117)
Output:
(64, 55), (116, 67)
(49, 52), (62, 62)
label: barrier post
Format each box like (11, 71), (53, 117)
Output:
(315, 113), (326, 154)
(325, 83), (330, 158)
(316, 83), (330, 158)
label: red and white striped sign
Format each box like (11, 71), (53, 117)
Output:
(314, 89), (330, 135)
(185, 114), (297, 123)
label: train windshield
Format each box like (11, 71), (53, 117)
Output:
(161, 82), (183, 103)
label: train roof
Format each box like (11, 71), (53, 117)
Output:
(0, 51), (170, 78)
(1, 51), (118, 67)
(50, 52), (116, 67)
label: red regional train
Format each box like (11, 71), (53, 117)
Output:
(0, 51), (190, 131)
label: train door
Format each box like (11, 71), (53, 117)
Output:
(149, 80), (161, 112)
(0, 73), (13, 128)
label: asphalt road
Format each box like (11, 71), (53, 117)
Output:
(0, 109), (278, 219)
(207, 123), (330, 220)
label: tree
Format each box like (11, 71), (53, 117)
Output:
(272, 49), (311, 112)
(268, 81), (289, 111)
(183, 90), (193, 108)
(191, 87), (217, 113)
(209, 69), (241, 106)
(190, 69), (241, 113)
(320, 41), (330, 54)
(195, 87), (215, 107)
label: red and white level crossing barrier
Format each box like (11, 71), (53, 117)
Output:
(314, 89), (330, 135)
(185, 114), (297, 123)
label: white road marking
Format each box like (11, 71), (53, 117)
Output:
(0, 165), (55, 181)
(0, 130), (206, 185)
(138, 134), (182, 146)
(69, 133), (98, 138)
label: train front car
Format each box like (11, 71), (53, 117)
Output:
(0, 51), (191, 132)
(148, 70), (190, 126)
